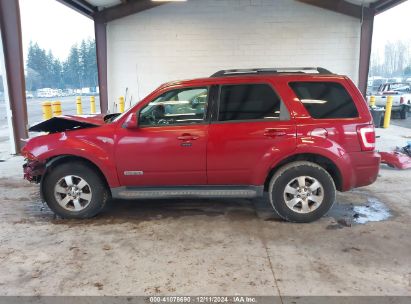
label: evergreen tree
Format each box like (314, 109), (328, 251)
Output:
(26, 39), (97, 90)
(52, 59), (63, 89)
(63, 44), (81, 89)
(45, 50), (55, 88)
(79, 40), (88, 87)
(87, 39), (98, 87)
(25, 67), (42, 91)
(26, 42), (47, 89)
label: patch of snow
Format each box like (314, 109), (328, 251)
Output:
(353, 197), (392, 224)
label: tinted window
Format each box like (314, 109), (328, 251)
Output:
(139, 87), (208, 126)
(218, 84), (286, 121)
(289, 82), (358, 119)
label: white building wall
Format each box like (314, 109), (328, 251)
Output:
(107, 0), (361, 111)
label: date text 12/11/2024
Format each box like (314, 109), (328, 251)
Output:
(149, 296), (258, 303)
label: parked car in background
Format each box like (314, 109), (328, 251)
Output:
(372, 82), (411, 119)
(22, 67), (379, 223)
(367, 77), (388, 95)
(36, 88), (61, 98)
(387, 77), (403, 83)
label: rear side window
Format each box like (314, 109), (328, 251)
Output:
(218, 84), (288, 121)
(289, 82), (359, 119)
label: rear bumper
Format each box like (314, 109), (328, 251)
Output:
(391, 105), (405, 111)
(378, 104), (409, 112)
(340, 151), (380, 191)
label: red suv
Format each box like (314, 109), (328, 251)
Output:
(22, 67), (380, 222)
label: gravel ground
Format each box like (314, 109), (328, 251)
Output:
(0, 114), (410, 296)
(0, 164), (410, 296)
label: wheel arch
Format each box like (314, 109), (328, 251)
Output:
(40, 155), (112, 201)
(264, 153), (343, 192)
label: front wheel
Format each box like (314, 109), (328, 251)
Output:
(268, 161), (336, 223)
(42, 161), (110, 219)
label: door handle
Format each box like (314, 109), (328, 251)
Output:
(264, 129), (286, 137)
(177, 133), (199, 141)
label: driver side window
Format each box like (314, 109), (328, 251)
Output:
(139, 87), (208, 127)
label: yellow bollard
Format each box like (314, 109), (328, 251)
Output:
(51, 101), (62, 116)
(119, 96), (125, 113)
(369, 95), (376, 107)
(76, 97), (83, 115)
(383, 96), (393, 129)
(90, 96), (96, 114)
(42, 101), (52, 120)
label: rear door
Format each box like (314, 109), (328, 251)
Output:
(207, 80), (297, 186)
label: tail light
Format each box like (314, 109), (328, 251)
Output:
(400, 96), (404, 104)
(357, 125), (376, 151)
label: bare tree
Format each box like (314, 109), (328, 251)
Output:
(383, 41), (409, 76)
(370, 40), (410, 77)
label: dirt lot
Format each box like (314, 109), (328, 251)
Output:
(0, 162), (410, 296)
(0, 126), (410, 296)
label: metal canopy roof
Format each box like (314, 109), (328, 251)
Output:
(1, 0), (406, 153)
(296, 0), (407, 18)
(86, 0), (122, 9)
(58, 0), (407, 22)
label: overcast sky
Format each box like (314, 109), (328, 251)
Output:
(18, 0), (411, 61)
(19, 0), (95, 60)
(373, 0), (411, 53)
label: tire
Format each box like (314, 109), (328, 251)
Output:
(42, 161), (110, 219)
(400, 107), (407, 120)
(268, 161), (336, 223)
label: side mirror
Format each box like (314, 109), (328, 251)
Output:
(124, 112), (139, 129)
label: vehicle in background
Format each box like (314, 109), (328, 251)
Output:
(22, 67), (379, 223)
(36, 88), (62, 98)
(371, 82), (411, 119)
(367, 77), (388, 95)
(387, 77), (403, 83)
(26, 91), (34, 99)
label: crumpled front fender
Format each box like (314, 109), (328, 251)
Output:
(22, 127), (120, 188)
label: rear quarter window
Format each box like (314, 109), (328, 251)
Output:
(289, 82), (359, 119)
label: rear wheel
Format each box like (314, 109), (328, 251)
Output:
(268, 161), (336, 223)
(42, 161), (109, 219)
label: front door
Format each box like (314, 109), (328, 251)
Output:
(115, 86), (210, 187)
(207, 81), (297, 185)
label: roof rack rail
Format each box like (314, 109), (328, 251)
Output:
(210, 67), (333, 77)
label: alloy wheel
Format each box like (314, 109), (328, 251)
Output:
(283, 176), (324, 214)
(54, 175), (93, 211)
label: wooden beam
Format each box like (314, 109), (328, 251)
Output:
(358, 9), (374, 96)
(93, 0), (165, 23)
(94, 21), (108, 113)
(296, 0), (371, 19)
(0, 0), (28, 152)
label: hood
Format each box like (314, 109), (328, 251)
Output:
(29, 114), (119, 133)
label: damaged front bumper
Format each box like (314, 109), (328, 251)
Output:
(23, 160), (46, 183)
